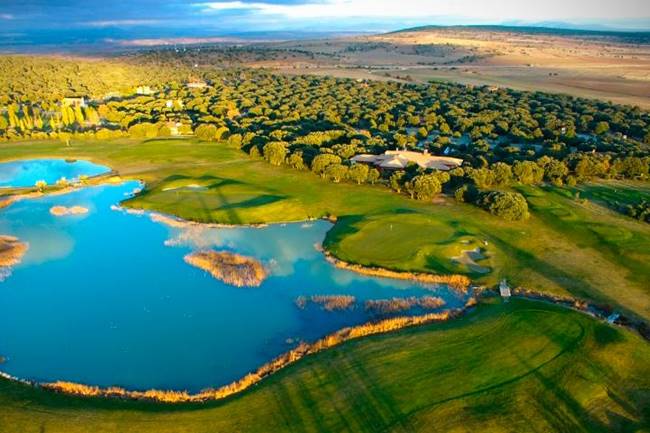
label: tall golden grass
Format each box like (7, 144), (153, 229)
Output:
(43, 298), (478, 404)
(0, 235), (28, 267)
(295, 295), (356, 311)
(324, 254), (471, 292)
(365, 296), (446, 314)
(184, 250), (267, 287)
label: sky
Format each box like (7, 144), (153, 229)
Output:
(0, 0), (649, 49)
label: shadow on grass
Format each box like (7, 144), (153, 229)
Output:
(217, 194), (286, 211)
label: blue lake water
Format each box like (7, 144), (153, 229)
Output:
(0, 159), (469, 392)
(0, 158), (110, 188)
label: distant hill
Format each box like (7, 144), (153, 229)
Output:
(389, 25), (650, 44)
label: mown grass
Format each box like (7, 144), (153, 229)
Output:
(0, 298), (648, 432)
(1, 138), (649, 321)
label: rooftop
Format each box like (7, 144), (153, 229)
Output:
(351, 150), (463, 171)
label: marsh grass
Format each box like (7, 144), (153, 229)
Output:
(183, 250), (267, 287)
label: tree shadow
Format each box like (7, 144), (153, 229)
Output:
(217, 194), (286, 211)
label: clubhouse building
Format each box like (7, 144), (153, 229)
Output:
(351, 150), (463, 171)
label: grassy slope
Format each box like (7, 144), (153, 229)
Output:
(1, 138), (649, 321)
(1, 298), (648, 432)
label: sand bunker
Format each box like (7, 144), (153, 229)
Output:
(451, 247), (491, 274)
(184, 250), (267, 287)
(50, 205), (89, 216)
(162, 184), (208, 192)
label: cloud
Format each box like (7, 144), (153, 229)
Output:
(82, 19), (162, 27)
(0, 13), (14, 20)
(196, 0), (650, 21)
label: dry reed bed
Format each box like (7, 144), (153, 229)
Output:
(184, 250), (267, 287)
(49, 205), (89, 216)
(365, 296), (446, 314)
(0, 235), (28, 267)
(325, 254), (471, 292)
(295, 295), (356, 311)
(42, 297), (479, 403)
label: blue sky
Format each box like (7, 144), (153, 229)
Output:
(0, 0), (649, 48)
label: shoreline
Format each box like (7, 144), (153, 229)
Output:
(0, 158), (646, 405)
(2, 287), (646, 405)
(323, 252), (472, 292)
(2, 295), (481, 404)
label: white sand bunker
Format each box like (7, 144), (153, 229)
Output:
(162, 184), (208, 192)
(50, 205), (89, 216)
(451, 247), (491, 274)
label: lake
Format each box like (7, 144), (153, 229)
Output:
(0, 159), (469, 392)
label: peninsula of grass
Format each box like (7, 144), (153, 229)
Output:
(0, 298), (648, 432)
(1, 138), (649, 322)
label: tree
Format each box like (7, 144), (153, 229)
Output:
(323, 163), (348, 183)
(594, 121), (610, 135)
(367, 168), (380, 184)
(492, 162), (513, 186)
(406, 174), (442, 201)
(158, 124), (172, 137)
(479, 191), (530, 221)
(513, 161), (544, 185)
(288, 151), (305, 170)
(537, 156), (568, 185)
(454, 184), (479, 203)
(348, 163), (369, 184)
(389, 171), (405, 193)
(263, 142), (288, 166)
(467, 167), (495, 189)
(195, 124), (218, 141)
(311, 154), (341, 177)
(35, 180), (47, 192)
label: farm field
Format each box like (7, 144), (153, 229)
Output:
(1, 138), (649, 321)
(1, 298), (648, 433)
(259, 27), (650, 107)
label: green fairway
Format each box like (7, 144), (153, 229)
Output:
(1, 138), (650, 321)
(0, 298), (648, 432)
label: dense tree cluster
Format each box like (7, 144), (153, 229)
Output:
(1, 55), (649, 220)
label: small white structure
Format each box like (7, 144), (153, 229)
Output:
(136, 86), (154, 96)
(351, 150), (463, 171)
(186, 79), (208, 89)
(61, 96), (87, 108)
(499, 279), (511, 298)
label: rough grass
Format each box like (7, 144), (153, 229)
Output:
(0, 298), (648, 432)
(1, 138), (649, 321)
